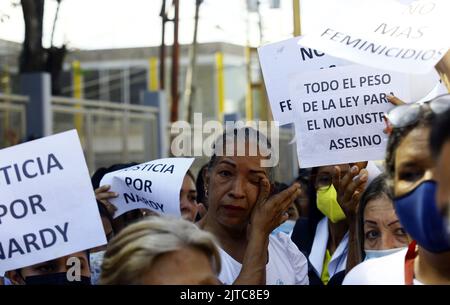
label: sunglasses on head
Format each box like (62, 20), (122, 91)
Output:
(385, 94), (450, 130)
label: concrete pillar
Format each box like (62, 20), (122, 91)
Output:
(142, 90), (168, 159)
(20, 72), (52, 140)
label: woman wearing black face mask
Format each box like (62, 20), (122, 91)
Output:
(6, 251), (91, 285)
(343, 93), (450, 285)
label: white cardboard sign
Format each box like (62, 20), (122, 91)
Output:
(100, 158), (194, 218)
(0, 130), (106, 274)
(298, 0), (450, 74)
(258, 37), (350, 126)
(289, 65), (411, 168)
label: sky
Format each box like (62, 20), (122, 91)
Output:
(0, 0), (297, 50)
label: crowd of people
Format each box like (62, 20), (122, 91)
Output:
(1, 56), (449, 288)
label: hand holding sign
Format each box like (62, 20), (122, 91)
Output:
(100, 158), (194, 218)
(333, 165), (368, 221)
(95, 184), (118, 215)
(0, 130), (106, 275)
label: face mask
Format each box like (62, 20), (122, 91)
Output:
(395, 181), (450, 253)
(316, 185), (346, 223)
(271, 220), (296, 235)
(24, 272), (91, 285)
(89, 250), (106, 285)
(364, 247), (406, 261)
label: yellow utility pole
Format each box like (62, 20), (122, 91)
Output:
(148, 57), (159, 91)
(245, 47), (253, 121)
(215, 52), (225, 122)
(72, 60), (84, 135)
(293, 0), (301, 36)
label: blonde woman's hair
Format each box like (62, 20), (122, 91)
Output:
(99, 216), (221, 285)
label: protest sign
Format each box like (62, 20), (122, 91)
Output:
(258, 37), (349, 125)
(298, 0), (450, 74)
(0, 130), (106, 275)
(100, 158), (194, 218)
(289, 65), (411, 168)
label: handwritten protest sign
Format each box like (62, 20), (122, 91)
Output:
(298, 0), (450, 74)
(258, 37), (349, 125)
(100, 158), (194, 218)
(0, 130), (106, 275)
(289, 65), (411, 168)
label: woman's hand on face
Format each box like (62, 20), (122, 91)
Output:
(95, 184), (119, 216)
(250, 175), (301, 236)
(332, 165), (368, 220)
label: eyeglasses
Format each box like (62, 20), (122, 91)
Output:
(313, 168), (349, 190)
(385, 94), (450, 129)
(315, 173), (333, 189)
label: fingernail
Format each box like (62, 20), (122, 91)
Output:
(114, 192), (119, 196)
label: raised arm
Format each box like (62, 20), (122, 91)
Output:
(233, 178), (301, 285)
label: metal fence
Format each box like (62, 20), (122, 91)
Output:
(0, 93), (27, 148)
(0, 93), (160, 174)
(51, 96), (159, 173)
(1, 93), (298, 181)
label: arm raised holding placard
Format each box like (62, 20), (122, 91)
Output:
(330, 164), (369, 274)
(95, 184), (118, 215)
(332, 165), (368, 222)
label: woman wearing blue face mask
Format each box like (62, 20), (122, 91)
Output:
(344, 94), (450, 285)
(430, 108), (450, 239)
(346, 174), (408, 271)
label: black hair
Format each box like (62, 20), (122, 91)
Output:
(185, 169), (196, 184)
(97, 199), (114, 237)
(195, 163), (209, 207)
(306, 167), (326, 234)
(385, 108), (434, 191)
(289, 166), (326, 255)
(294, 169), (311, 193)
(91, 162), (139, 190)
(292, 171), (311, 218)
(356, 173), (393, 262)
(429, 108), (450, 159)
(16, 249), (91, 276)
